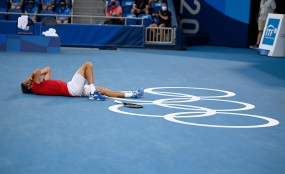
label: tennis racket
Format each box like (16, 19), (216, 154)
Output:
(114, 100), (143, 108)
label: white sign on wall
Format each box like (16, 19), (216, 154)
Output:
(258, 14), (285, 57)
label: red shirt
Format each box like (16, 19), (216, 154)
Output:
(32, 79), (72, 96)
(106, 5), (122, 17)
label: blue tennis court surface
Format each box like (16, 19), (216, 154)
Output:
(0, 46), (284, 173)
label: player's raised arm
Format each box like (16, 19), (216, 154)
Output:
(31, 68), (41, 84)
(41, 66), (51, 80)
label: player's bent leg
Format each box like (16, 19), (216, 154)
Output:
(67, 71), (87, 97)
(76, 63), (144, 100)
(67, 68), (98, 100)
(77, 62), (94, 85)
(76, 62), (106, 100)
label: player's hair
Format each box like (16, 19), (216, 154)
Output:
(21, 83), (33, 94)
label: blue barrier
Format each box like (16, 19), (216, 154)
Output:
(0, 21), (145, 47)
(0, 21), (184, 49)
(0, 34), (61, 53)
(58, 24), (144, 47)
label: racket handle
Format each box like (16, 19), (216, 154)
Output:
(114, 100), (123, 104)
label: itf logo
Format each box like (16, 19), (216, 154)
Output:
(262, 18), (280, 46)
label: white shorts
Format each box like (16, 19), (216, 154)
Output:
(67, 72), (87, 96)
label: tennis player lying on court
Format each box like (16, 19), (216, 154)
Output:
(21, 62), (144, 100)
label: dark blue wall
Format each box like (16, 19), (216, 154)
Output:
(177, 0), (251, 47)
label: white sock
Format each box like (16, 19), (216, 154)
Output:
(124, 92), (133, 98)
(89, 84), (96, 94)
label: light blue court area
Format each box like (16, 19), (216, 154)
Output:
(0, 46), (285, 173)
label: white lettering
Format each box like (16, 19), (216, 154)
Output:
(266, 29), (273, 36)
(180, 19), (199, 34)
(180, 0), (201, 15)
(180, 0), (201, 34)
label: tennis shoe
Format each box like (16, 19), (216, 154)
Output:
(132, 91), (141, 98)
(138, 88), (144, 97)
(89, 91), (106, 101)
(132, 88), (144, 98)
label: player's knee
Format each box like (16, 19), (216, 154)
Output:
(85, 62), (93, 67)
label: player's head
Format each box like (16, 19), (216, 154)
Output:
(21, 83), (33, 94)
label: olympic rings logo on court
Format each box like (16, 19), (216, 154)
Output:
(108, 87), (279, 129)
